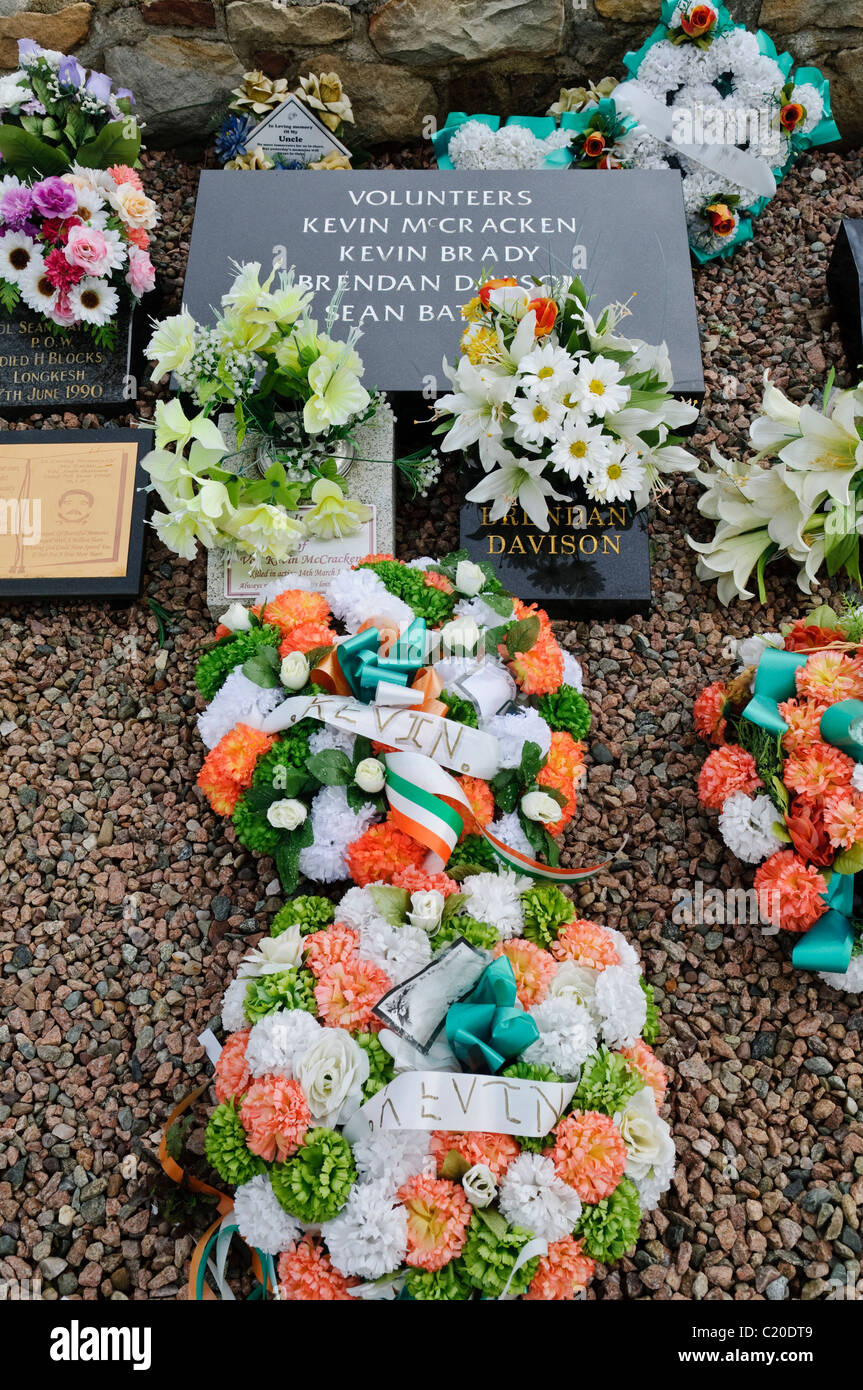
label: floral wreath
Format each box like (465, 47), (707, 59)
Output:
(694, 603), (863, 992)
(194, 866), (672, 1300)
(194, 553), (600, 895)
(562, 2), (838, 262)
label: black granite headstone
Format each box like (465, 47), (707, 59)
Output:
(183, 169), (704, 397)
(827, 220), (863, 376)
(0, 304), (137, 414)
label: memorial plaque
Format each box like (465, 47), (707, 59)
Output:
(184, 169), (704, 397)
(827, 219), (863, 375)
(0, 428), (150, 598)
(0, 305), (136, 414)
(461, 492), (650, 618)
(248, 94), (352, 168)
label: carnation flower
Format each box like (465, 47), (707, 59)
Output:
(336, 885), (390, 933)
(240, 1074), (311, 1161)
(346, 822), (426, 886)
(819, 953), (863, 994)
(197, 723), (274, 815)
(778, 697), (827, 755)
(214, 1028), (251, 1102)
(488, 810), (534, 860)
(594, 965), (647, 1048)
(220, 977), (250, 1033)
(525, 1236), (595, 1300)
(551, 918), (620, 970)
(796, 650), (863, 705)
(314, 956), (392, 1031)
(718, 791), (785, 863)
(522, 997), (597, 1079)
(325, 567), (413, 632)
(391, 865), (461, 898)
(697, 743), (760, 810)
(498, 1153), (583, 1241)
(693, 681), (728, 744)
(260, 588), (331, 634)
(279, 620), (337, 656)
(492, 938), (557, 1007)
(303, 923), (360, 976)
(506, 623), (565, 695)
(753, 850), (828, 933)
(323, 1179), (408, 1279)
(352, 1128), (433, 1189)
(233, 1173), (302, 1255)
(821, 791), (863, 850)
(245, 1009), (322, 1079)
(277, 1235), (358, 1300)
(299, 784), (378, 882)
(457, 774), (495, 831)
(356, 917), (432, 985)
(429, 1130), (519, 1181)
(197, 669), (283, 751)
(397, 1174), (472, 1271)
(619, 1039), (668, 1104)
(784, 741), (855, 804)
(551, 1110), (627, 1203)
(460, 869), (525, 939)
(479, 707), (552, 769)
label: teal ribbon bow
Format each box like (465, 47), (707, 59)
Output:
(742, 648), (859, 973)
(445, 957), (539, 1073)
(337, 617), (428, 703)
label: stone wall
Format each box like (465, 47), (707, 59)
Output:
(0, 0), (859, 148)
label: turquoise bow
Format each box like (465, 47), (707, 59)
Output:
(445, 957), (539, 1073)
(743, 648), (860, 974)
(337, 617), (428, 703)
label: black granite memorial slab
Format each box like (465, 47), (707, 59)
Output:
(0, 304), (137, 415)
(827, 219), (863, 376)
(183, 169), (704, 398)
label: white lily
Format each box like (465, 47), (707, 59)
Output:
(749, 372), (802, 451)
(688, 521), (774, 604)
(302, 356), (370, 433)
(154, 397), (227, 456)
(437, 356), (515, 466)
(465, 449), (570, 531)
(777, 394), (863, 509)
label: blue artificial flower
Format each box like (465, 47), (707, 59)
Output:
(17, 38), (41, 61)
(272, 156), (304, 170)
(57, 55), (85, 89)
(215, 113), (254, 164)
(85, 70), (112, 104)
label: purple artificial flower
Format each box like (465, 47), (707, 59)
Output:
(57, 56), (85, 89)
(85, 70), (112, 104)
(30, 176), (78, 220)
(16, 39), (41, 61)
(21, 99), (46, 116)
(115, 87), (135, 106)
(0, 184), (34, 231)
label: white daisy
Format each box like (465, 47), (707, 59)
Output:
(548, 413), (611, 481)
(0, 230), (38, 286)
(73, 186), (108, 227)
(568, 355), (631, 419)
(517, 342), (576, 399)
(18, 258), (58, 314)
(510, 390), (566, 448)
(584, 447), (645, 503)
(68, 276), (118, 326)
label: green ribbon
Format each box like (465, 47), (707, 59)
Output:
(445, 956), (539, 1073)
(742, 648), (858, 973)
(337, 617), (427, 702)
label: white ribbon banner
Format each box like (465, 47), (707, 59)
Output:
(342, 1071), (577, 1144)
(253, 693), (500, 779)
(615, 80), (777, 199)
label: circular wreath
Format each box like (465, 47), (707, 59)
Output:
(606, 1), (837, 261)
(194, 553), (596, 894)
(694, 606), (863, 992)
(202, 867), (672, 1300)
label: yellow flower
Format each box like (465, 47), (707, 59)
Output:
(460, 296), (484, 323)
(304, 478), (372, 540)
(230, 70), (290, 117)
(547, 76), (618, 120)
(309, 151), (352, 171)
(225, 145), (274, 171)
(294, 71), (354, 131)
(461, 324), (499, 365)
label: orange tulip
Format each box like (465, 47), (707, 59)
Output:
(779, 101), (804, 132)
(680, 3), (716, 35)
(705, 202), (735, 236)
(583, 131), (606, 159)
(478, 276), (518, 306)
(527, 297), (557, 336)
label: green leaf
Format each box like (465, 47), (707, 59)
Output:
(307, 749), (354, 786)
(805, 604), (839, 630)
(440, 892), (467, 924)
(491, 768), (520, 815)
(76, 118), (141, 170)
(519, 808), (548, 861)
(481, 592), (515, 617)
(518, 740), (544, 788)
(242, 783), (287, 813)
(833, 843), (863, 875)
(303, 644), (333, 670)
(506, 615), (540, 658)
(368, 884), (410, 926)
(274, 818), (314, 894)
(0, 279), (20, 313)
(241, 646), (281, 688)
(0, 123), (70, 177)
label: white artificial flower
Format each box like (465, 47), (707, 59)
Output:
(296, 1028), (369, 1127)
(0, 230), (38, 285)
(454, 559), (486, 596)
(454, 593), (514, 628)
(548, 413), (611, 481)
(220, 976), (249, 1033)
(237, 926), (304, 979)
(548, 960), (601, 1015)
(517, 342), (577, 399)
(220, 602), (251, 631)
(568, 355), (631, 419)
(440, 614), (481, 656)
(511, 391), (566, 449)
(355, 757), (386, 793)
(737, 633), (784, 668)
(323, 1180), (408, 1279)
(308, 726), (356, 759)
(356, 917), (431, 985)
(67, 276), (118, 326)
(819, 954), (863, 994)
(521, 790), (561, 824)
(462, 1163), (497, 1208)
(460, 869), (525, 940)
(336, 885), (389, 934)
(791, 81), (824, 133)
(561, 651), (583, 690)
(233, 1174), (303, 1256)
(245, 1008), (322, 1079)
(852, 765), (863, 796)
(279, 651), (309, 689)
(352, 1129), (433, 1190)
(19, 258), (57, 315)
(522, 997), (597, 1078)
(196, 670), (283, 750)
(325, 566), (414, 633)
(603, 926), (640, 971)
(614, 1088), (676, 1186)
(498, 1152), (583, 1241)
(266, 798), (307, 831)
(719, 791), (785, 863)
(584, 447), (646, 504)
(489, 810), (534, 860)
(478, 707), (552, 769)
(436, 354), (515, 467)
(594, 964), (647, 1048)
(407, 889), (445, 935)
(298, 784), (377, 882)
(447, 119), (572, 171)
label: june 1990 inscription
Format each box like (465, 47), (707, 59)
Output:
(0, 308), (134, 412)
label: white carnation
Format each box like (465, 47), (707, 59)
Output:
(323, 1180), (408, 1279)
(454, 594), (514, 628)
(819, 953), (863, 994)
(233, 1174), (303, 1255)
(460, 869), (525, 940)
(220, 976), (249, 1033)
(197, 669), (283, 750)
(308, 726), (356, 758)
(245, 1008), (321, 1078)
(791, 82), (824, 133)
(522, 997), (597, 1079)
(298, 784), (378, 882)
(448, 119), (572, 171)
(255, 575), (314, 605)
(852, 765), (863, 795)
(479, 707), (552, 769)
(603, 926), (640, 971)
(498, 1153), (583, 1241)
(633, 1153), (676, 1211)
(548, 960), (601, 1016)
(719, 791), (785, 864)
(325, 568), (414, 632)
(594, 964), (647, 1048)
(561, 650), (584, 691)
(352, 1129), (433, 1189)
(357, 917), (431, 985)
(488, 811), (534, 860)
(337, 885), (390, 933)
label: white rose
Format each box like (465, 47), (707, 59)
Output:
(297, 1029), (370, 1127)
(614, 1088), (676, 1181)
(548, 960), (600, 1012)
(521, 790), (560, 824)
(407, 889), (445, 935)
(355, 757), (386, 793)
(280, 650), (310, 689)
(220, 602), (251, 632)
(238, 925), (304, 978)
(462, 1163), (497, 1208)
(441, 615), (480, 655)
(266, 798), (308, 830)
(455, 560), (486, 597)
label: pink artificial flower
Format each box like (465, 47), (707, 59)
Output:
(302, 922), (359, 978)
(551, 1110), (627, 1203)
(64, 223), (111, 277)
(397, 1174), (472, 1271)
(125, 245), (155, 298)
(214, 1028), (251, 1103)
(239, 1074), (310, 1162)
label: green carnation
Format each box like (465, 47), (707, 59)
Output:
(270, 1127), (356, 1224)
(232, 794), (281, 855)
(404, 1263), (471, 1301)
(356, 1031), (395, 1099)
(271, 896), (335, 938)
(502, 1062), (562, 1152)
(195, 625), (280, 701)
(244, 968), (318, 1024)
(440, 690), (478, 728)
(521, 884), (576, 947)
(460, 1210), (539, 1299)
(252, 723), (313, 787)
(446, 835), (498, 875)
(537, 684), (592, 741)
(204, 1100), (265, 1186)
(432, 912), (499, 952)
(575, 1177), (641, 1262)
(641, 981), (659, 1044)
(358, 560), (456, 626)
(573, 1047), (644, 1116)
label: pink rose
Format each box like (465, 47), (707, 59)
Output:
(125, 245), (155, 298)
(64, 224), (111, 277)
